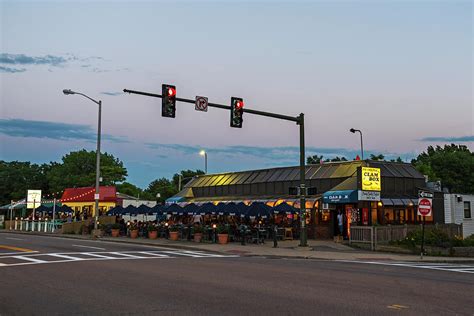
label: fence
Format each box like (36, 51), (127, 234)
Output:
(350, 224), (463, 251)
(5, 219), (62, 233)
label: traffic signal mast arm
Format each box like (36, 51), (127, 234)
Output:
(123, 88), (300, 124)
(123, 87), (308, 247)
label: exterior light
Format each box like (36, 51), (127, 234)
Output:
(200, 150), (206, 156)
(62, 89), (75, 95)
(212, 224), (217, 229)
(377, 201), (383, 207)
(165, 222), (169, 227)
(15, 217), (18, 220)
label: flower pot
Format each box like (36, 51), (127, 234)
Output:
(194, 233), (203, 243)
(111, 228), (120, 237)
(148, 230), (158, 239)
(169, 231), (179, 241)
(130, 229), (138, 239)
(218, 233), (228, 245)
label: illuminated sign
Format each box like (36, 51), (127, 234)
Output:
(27, 190), (42, 209)
(361, 167), (381, 191)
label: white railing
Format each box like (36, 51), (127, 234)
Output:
(10, 220), (60, 233)
(350, 226), (374, 250)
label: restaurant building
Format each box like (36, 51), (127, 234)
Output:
(168, 160), (443, 239)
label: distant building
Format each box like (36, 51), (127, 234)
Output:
(444, 194), (474, 238)
(61, 186), (117, 217)
(116, 192), (156, 208)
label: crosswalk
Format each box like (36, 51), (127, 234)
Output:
(340, 260), (474, 274)
(0, 250), (237, 267)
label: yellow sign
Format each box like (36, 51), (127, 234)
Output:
(361, 167), (381, 191)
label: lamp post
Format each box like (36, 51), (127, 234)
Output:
(199, 150), (208, 174)
(350, 128), (364, 160)
(63, 89), (102, 231)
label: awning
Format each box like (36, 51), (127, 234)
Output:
(323, 190), (358, 204)
(381, 198), (394, 206)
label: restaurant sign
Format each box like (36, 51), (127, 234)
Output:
(323, 190), (358, 204)
(361, 167), (381, 191)
(358, 190), (381, 201)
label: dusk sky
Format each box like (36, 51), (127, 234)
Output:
(1, 0), (472, 188)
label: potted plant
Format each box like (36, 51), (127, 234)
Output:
(217, 224), (229, 244)
(111, 223), (121, 237)
(148, 223), (158, 239)
(192, 225), (203, 243)
(128, 222), (139, 239)
(168, 224), (180, 241)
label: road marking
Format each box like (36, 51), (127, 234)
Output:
(110, 252), (146, 259)
(5, 237), (24, 241)
(12, 256), (47, 263)
(48, 254), (84, 261)
(338, 260), (474, 274)
(0, 245), (34, 252)
(0, 250), (237, 267)
(0, 251), (39, 256)
(387, 304), (409, 310)
(72, 244), (106, 251)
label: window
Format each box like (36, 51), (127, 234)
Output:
(464, 202), (471, 219)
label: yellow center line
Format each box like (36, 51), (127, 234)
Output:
(0, 245), (35, 253)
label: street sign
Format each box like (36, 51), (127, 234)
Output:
(27, 190), (42, 209)
(195, 96), (208, 112)
(417, 198), (432, 216)
(419, 190), (434, 199)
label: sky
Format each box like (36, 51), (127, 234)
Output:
(0, 0), (472, 188)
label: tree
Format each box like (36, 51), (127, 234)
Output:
(47, 150), (127, 193)
(369, 154), (385, 161)
(411, 144), (474, 194)
(0, 161), (50, 205)
(116, 182), (143, 198)
(307, 155), (324, 164)
(328, 156), (348, 162)
(172, 169), (205, 190)
(144, 178), (178, 204)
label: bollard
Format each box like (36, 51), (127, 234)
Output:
(14, 220), (18, 230)
(26, 221), (29, 231)
(44, 221), (48, 232)
(273, 225), (278, 248)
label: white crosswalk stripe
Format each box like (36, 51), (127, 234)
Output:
(339, 260), (474, 274)
(0, 250), (237, 267)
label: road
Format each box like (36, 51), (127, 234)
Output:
(0, 232), (473, 315)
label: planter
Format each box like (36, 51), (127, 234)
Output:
(111, 228), (120, 237)
(194, 233), (203, 243)
(218, 233), (229, 245)
(148, 230), (158, 240)
(129, 229), (139, 239)
(169, 231), (179, 241)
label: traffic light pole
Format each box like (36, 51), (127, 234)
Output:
(123, 88), (308, 247)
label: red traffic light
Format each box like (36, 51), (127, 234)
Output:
(167, 87), (176, 97)
(235, 100), (244, 109)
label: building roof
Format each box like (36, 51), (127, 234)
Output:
(61, 186), (117, 203)
(183, 160), (424, 189)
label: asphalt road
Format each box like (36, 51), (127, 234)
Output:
(0, 232), (473, 315)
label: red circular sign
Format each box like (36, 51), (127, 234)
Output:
(418, 198), (432, 216)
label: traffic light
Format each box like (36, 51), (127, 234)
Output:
(162, 84), (176, 118)
(230, 97), (244, 128)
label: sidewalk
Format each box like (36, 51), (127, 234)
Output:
(2, 230), (474, 263)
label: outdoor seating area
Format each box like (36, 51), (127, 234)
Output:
(106, 202), (302, 244)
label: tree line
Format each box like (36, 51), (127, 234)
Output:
(1, 144), (472, 206)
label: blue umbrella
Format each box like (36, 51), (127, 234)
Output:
(123, 205), (137, 215)
(217, 202), (240, 216)
(108, 206), (124, 215)
(150, 204), (163, 215)
(180, 203), (198, 216)
(136, 204), (152, 214)
(272, 202), (298, 215)
(196, 202), (217, 215)
(244, 202), (271, 219)
(164, 203), (182, 215)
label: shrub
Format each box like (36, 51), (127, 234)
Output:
(217, 224), (229, 234)
(192, 225), (203, 234)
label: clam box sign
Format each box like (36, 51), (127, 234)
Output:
(361, 167), (381, 191)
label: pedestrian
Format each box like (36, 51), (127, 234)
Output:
(337, 210), (344, 236)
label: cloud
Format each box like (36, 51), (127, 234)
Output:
(0, 66), (26, 73)
(100, 91), (123, 96)
(419, 136), (474, 142)
(0, 53), (67, 66)
(0, 119), (128, 143)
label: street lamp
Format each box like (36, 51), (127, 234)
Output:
(199, 150), (208, 174)
(63, 89), (102, 232)
(350, 128), (364, 160)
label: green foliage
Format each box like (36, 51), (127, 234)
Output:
(192, 225), (203, 234)
(144, 178), (177, 203)
(111, 223), (121, 229)
(47, 150), (127, 193)
(0, 161), (51, 205)
(307, 155), (348, 164)
(217, 224), (229, 234)
(172, 169), (205, 189)
(116, 182), (144, 198)
(168, 224), (180, 232)
(411, 144), (474, 193)
(147, 223), (158, 232)
(392, 228), (474, 248)
(369, 154), (385, 161)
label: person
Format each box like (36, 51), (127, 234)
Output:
(337, 210), (344, 236)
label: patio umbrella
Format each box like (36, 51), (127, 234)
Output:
(36, 205), (51, 214)
(164, 203), (182, 215)
(195, 202), (217, 215)
(123, 205), (137, 215)
(244, 202), (271, 219)
(217, 202), (240, 216)
(150, 204), (163, 215)
(59, 205), (74, 214)
(180, 203), (198, 216)
(136, 204), (152, 214)
(272, 202), (298, 215)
